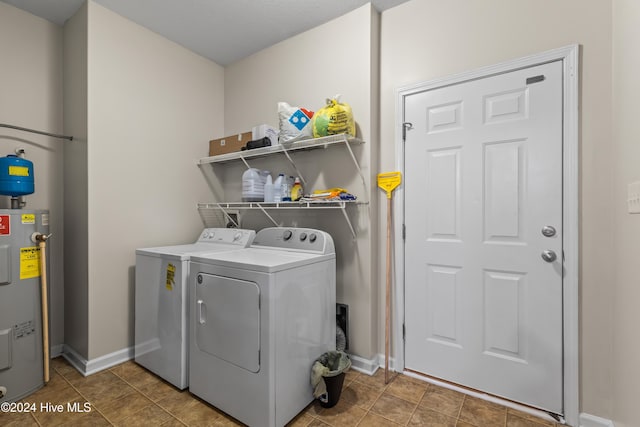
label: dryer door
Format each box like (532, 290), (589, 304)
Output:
(195, 274), (260, 373)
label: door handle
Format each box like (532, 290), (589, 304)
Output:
(541, 250), (557, 263)
(197, 299), (206, 324)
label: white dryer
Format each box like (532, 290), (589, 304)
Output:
(134, 228), (255, 389)
(189, 227), (336, 427)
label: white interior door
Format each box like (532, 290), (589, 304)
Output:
(403, 60), (563, 414)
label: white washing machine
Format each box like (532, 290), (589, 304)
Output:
(134, 228), (255, 389)
(189, 227), (336, 427)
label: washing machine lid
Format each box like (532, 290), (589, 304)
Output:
(191, 247), (335, 273)
(136, 243), (251, 261)
(135, 228), (255, 261)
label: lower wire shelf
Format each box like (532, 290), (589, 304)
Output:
(197, 201), (367, 238)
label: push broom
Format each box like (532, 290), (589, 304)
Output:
(377, 171), (402, 384)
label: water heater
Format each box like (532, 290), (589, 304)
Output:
(0, 210), (49, 402)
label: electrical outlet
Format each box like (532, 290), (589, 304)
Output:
(225, 210), (241, 228)
(627, 182), (640, 214)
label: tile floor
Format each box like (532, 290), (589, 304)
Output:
(0, 357), (563, 427)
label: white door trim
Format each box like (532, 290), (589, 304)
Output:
(393, 45), (579, 426)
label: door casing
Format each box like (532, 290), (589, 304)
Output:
(393, 45), (579, 425)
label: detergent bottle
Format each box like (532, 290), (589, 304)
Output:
(291, 177), (303, 201)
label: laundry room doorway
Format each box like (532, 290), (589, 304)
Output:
(393, 46), (579, 424)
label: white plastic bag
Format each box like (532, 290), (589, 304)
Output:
(278, 102), (314, 143)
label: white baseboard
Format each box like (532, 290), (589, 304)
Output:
(61, 345), (133, 377)
(348, 353), (380, 376)
(84, 346), (133, 375)
(349, 352), (405, 376)
(58, 347), (384, 380)
(580, 413), (615, 427)
(61, 345), (89, 376)
(375, 352), (404, 372)
(50, 344), (64, 358)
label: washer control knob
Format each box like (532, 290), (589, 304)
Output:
(309, 233), (317, 243)
(208, 231), (215, 239)
(299, 232), (307, 242)
(233, 232), (242, 241)
(283, 230), (293, 241)
(202, 231), (209, 239)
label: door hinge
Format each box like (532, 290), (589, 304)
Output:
(402, 122), (413, 142)
(402, 224), (406, 240)
(402, 323), (406, 340)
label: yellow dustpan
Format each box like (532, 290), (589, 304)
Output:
(377, 171), (402, 384)
(378, 172), (402, 200)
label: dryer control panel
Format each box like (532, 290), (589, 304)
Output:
(252, 227), (335, 254)
(196, 228), (255, 246)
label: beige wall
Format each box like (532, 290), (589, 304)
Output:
(63, 2), (89, 358)
(224, 4), (380, 359)
(612, 1), (640, 426)
(0, 2), (65, 350)
(69, 1), (225, 359)
(380, 0), (614, 420)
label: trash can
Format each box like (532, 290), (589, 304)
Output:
(311, 351), (352, 408)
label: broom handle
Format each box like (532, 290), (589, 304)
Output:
(385, 196), (392, 384)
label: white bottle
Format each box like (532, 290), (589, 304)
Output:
(264, 174), (274, 202)
(273, 173), (284, 202)
(282, 175), (292, 202)
(242, 168), (263, 202)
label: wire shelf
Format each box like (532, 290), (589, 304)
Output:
(197, 200), (367, 237)
(199, 134), (363, 165)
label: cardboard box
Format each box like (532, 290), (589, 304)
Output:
(209, 132), (252, 156)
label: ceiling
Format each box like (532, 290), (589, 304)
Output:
(2, 0), (408, 66)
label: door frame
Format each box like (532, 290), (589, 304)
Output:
(393, 45), (579, 425)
